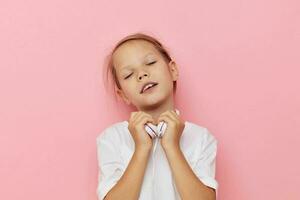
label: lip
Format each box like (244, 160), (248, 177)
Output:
(140, 81), (158, 94)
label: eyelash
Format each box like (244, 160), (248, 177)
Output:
(124, 61), (156, 79)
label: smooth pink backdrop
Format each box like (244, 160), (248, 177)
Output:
(1, 0), (299, 199)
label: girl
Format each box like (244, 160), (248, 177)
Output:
(96, 32), (218, 200)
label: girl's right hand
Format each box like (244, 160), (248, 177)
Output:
(128, 111), (154, 151)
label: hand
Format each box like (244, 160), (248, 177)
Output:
(158, 110), (185, 150)
(128, 111), (154, 151)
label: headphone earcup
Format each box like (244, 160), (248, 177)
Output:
(145, 123), (157, 138)
(158, 121), (167, 138)
(144, 109), (179, 139)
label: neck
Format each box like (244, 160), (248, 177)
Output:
(137, 95), (176, 125)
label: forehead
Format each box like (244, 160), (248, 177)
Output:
(112, 40), (160, 71)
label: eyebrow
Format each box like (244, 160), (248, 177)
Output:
(120, 53), (155, 72)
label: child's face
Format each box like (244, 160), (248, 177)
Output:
(113, 40), (178, 110)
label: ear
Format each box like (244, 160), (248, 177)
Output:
(116, 88), (131, 105)
(168, 60), (179, 81)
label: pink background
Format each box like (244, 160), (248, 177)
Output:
(1, 0), (299, 199)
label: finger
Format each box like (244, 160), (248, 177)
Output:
(130, 111), (138, 120)
(171, 110), (180, 121)
(160, 110), (178, 122)
(158, 113), (175, 126)
(171, 110), (180, 118)
(132, 111), (143, 123)
(130, 111), (142, 124)
(169, 110), (179, 121)
(136, 114), (154, 126)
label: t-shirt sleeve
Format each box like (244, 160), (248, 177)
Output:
(96, 130), (125, 200)
(192, 128), (219, 195)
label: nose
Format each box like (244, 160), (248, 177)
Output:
(138, 72), (148, 80)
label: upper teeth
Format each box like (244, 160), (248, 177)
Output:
(143, 83), (155, 93)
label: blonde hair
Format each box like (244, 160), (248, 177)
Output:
(103, 32), (177, 101)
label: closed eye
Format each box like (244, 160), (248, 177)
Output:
(124, 61), (156, 80)
(147, 61), (156, 65)
(124, 73), (133, 79)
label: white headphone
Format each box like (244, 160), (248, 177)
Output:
(144, 109), (180, 198)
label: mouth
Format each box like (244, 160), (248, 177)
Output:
(140, 82), (159, 94)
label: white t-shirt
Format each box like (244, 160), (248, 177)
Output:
(96, 120), (219, 200)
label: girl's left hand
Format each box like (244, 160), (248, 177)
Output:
(158, 110), (185, 150)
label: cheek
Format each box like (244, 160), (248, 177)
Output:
(158, 68), (173, 82)
(122, 82), (138, 96)
(160, 71), (175, 89)
(154, 64), (169, 77)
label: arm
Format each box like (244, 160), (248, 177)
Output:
(104, 146), (151, 200)
(96, 132), (152, 200)
(163, 145), (216, 200)
(157, 110), (218, 200)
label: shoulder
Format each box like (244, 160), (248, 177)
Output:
(182, 120), (218, 148)
(96, 120), (129, 145)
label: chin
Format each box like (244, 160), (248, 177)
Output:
(139, 91), (170, 107)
